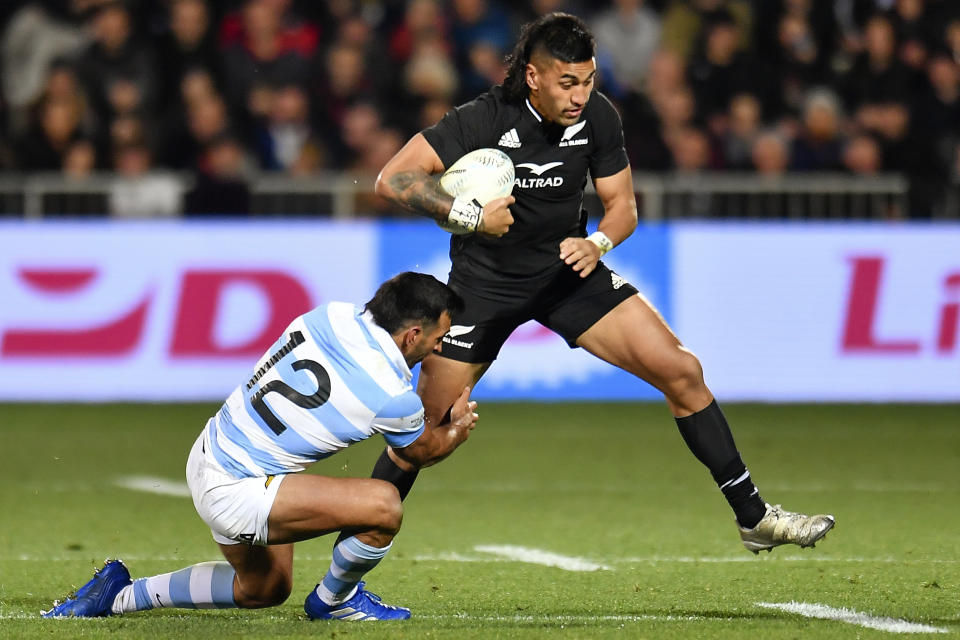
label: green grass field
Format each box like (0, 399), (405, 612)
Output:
(1, 402), (958, 639)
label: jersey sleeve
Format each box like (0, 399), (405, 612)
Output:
(422, 91), (500, 168)
(588, 92), (630, 179)
(371, 389), (426, 449)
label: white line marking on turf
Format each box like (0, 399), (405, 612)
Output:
(420, 613), (713, 623)
(473, 545), (610, 571)
(757, 602), (949, 634)
(114, 475), (190, 498)
(411, 552), (959, 566)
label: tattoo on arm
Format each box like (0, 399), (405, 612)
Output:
(386, 169), (454, 222)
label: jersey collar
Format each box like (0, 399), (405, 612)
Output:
(525, 98), (543, 122)
(359, 309), (412, 382)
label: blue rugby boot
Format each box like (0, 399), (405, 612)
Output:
(42, 559), (131, 618)
(304, 582), (411, 621)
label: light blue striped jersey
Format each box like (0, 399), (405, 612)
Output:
(205, 302), (425, 478)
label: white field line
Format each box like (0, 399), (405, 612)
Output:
(419, 613), (714, 623)
(473, 545), (610, 571)
(757, 602), (949, 634)
(411, 551), (959, 566)
(0, 610), (711, 624)
(114, 475), (190, 498)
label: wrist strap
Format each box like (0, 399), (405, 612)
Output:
(586, 231), (613, 256)
(441, 197), (483, 234)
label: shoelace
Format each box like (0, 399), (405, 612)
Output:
(360, 589), (404, 611)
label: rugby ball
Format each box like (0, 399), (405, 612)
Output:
(439, 148), (515, 205)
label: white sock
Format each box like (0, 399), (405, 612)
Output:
(112, 561), (236, 613)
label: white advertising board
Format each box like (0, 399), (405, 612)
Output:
(672, 224), (960, 401)
(0, 221), (377, 401)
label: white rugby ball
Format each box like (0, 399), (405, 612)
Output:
(439, 148), (515, 205)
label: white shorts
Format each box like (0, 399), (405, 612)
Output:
(185, 423), (286, 546)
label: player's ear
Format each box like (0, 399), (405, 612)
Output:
(525, 62), (539, 92)
(403, 325), (423, 348)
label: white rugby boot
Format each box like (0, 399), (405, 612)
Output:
(739, 503), (835, 554)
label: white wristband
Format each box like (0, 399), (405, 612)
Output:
(586, 231), (613, 256)
(439, 197), (483, 234)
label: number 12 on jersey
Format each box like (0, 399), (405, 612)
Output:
(245, 331), (332, 435)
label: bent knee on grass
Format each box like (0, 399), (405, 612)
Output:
(235, 575), (293, 609)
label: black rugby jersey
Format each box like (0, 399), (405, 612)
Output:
(422, 85), (629, 278)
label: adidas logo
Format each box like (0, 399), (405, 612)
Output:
(611, 272), (627, 290)
(498, 128), (521, 148)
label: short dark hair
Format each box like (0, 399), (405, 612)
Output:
(365, 272), (464, 334)
(502, 12), (596, 103)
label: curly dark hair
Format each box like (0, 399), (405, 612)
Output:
(502, 12), (596, 104)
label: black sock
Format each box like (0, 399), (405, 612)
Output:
(371, 448), (419, 501)
(675, 400), (766, 529)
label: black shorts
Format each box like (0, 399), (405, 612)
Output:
(441, 261), (639, 363)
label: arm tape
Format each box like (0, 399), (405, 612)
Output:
(586, 231), (614, 256)
(439, 197), (483, 234)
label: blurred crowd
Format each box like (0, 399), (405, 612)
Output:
(1, 0), (959, 217)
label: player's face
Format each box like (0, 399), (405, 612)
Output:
(527, 56), (596, 126)
(405, 311), (452, 367)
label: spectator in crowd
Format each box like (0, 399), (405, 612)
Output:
(790, 88), (845, 171)
(162, 85), (233, 170)
(660, 0), (752, 61)
(644, 47), (687, 105)
(447, 0), (513, 101)
(670, 125), (712, 173)
(184, 133), (252, 215)
(220, 0), (314, 131)
(754, 0), (836, 78)
(253, 83), (324, 173)
(861, 100), (942, 215)
(912, 52), (960, 174)
(333, 11), (397, 106)
(769, 10), (833, 116)
(687, 11), (767, 129)
(158, 68), (221, 169)
(1, 3), (86, 136)
(842, 132), (883, 175)
(889, 0), (934, 72)
(388, 0), (450, 65)
(720, 92), (762, 170)
(397, 33), (459, 134)
(841, 13), (916, 110)
(73, 2), (155, 136)
(652, 84), (700, 167)
(751, 129), (791, 176)
(14, 94), (87, 170)
(590, 0), (661, 98)
(63, 138), (97, 178)
(313, 41), (379, 168)
(155, 0), (223, 115)
(668, 125), (717, 215)
(109, 141), (182, 218)
(945, 17), (960, 64)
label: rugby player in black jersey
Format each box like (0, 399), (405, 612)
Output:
(373, 12), (834, 554)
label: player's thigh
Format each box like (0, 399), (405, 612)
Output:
(576, 292), (694, 384)
(267, 475), (402, 544)
(416, 354), (488, 426)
